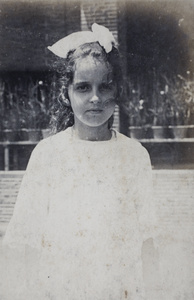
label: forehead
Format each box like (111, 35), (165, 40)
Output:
(73, 56), (112, 83)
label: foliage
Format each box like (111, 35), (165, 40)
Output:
(150, 74), (194, 126)
(1, 71), (194, 132)
(122, 79), (149, 127)
(0, 74), (53, 130)
(123, 72), (194, 127)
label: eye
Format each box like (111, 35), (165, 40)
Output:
(100, 81), (115, 92)
(75, 83), (91, 92)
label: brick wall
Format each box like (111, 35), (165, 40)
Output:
(81, 0), (118, 38)
(0, 0), (80, 71)
(0, 172), (22, 226)
(152, 169), (194, 299)
(153, 170), (194, 236)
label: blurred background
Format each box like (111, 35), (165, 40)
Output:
(0, 1), (194, 299)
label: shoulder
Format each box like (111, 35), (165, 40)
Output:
(33, 127), (72, 152)
(115, 130), (150, 160)
(28, 128), (72, 165)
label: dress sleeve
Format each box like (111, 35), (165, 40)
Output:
(1, 140), (52, 300)
(3, 139), (51, 249)
(134, 145), (158, 242)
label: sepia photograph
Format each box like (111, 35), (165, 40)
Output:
(0, 0), (194, 299)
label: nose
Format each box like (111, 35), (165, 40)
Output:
(89, 89), (101, 104)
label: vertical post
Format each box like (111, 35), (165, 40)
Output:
(13, 147), (18, 170)
(4, 145), (9, 171)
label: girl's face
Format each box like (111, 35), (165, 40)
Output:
(68, 56), (117, 130)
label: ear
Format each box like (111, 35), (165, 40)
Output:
(63, 97), (71, 107)
(66, 90), (72, 107)
(59, 93), (71, 107)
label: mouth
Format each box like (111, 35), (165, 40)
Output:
(86, 109), (103, 114)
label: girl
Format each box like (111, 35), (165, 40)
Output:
(2, 23), (157, 300)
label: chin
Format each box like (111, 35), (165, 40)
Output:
(85, 120), (110, 128)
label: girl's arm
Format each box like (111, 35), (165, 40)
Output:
(3, 139), (51, 248)
(1, 139), (51, 300)
(136, 146), (157, 242)
(136, 145), (163, 299)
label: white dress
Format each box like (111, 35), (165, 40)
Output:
(2, 127), (156, 300)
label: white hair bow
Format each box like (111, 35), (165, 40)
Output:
(47, 23), (117, 58)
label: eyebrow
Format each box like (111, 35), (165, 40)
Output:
(73, 81), (90, 85)
(74, 79), (114, 85)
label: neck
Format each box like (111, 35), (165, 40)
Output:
(73, 120), (112, 141)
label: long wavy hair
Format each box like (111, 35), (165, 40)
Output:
(50, 42), (123, 133)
